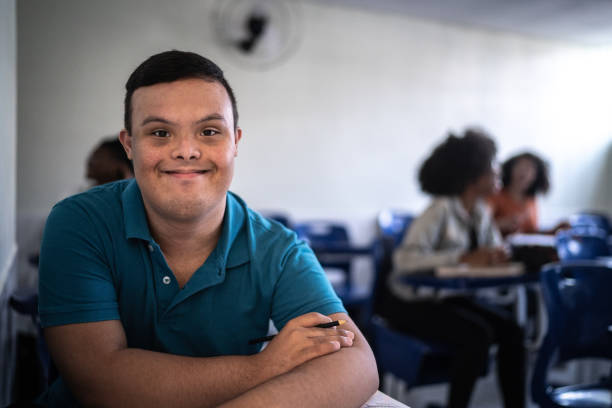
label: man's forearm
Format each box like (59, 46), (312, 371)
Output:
(62, 346), (273, 408)
(47, 314), (371, 408)
(218, 316), (379, 408)
(91, 349), (271, 407)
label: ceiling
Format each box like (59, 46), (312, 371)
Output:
(317, 0), (612, 46)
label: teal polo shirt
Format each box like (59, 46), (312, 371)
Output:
(38, 179), (345, 406)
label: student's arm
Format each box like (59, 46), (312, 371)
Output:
(44, 312), (354, 408)
(219, 312), (378, 408)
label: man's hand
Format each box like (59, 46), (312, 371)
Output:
(254, 312), (354, 378)
(219, 313), (378, 408)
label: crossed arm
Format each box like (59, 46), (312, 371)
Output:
(45, 312), (378, 408)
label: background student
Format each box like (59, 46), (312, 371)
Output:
(489, 152), (568, 237)
(382, 129), (526, 408)
(85, 137), (134, 187)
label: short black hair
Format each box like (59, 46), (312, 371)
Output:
(93, 137), (133, 172)
(419, 128), (497, 196)
(124, 50), (238, 134)
(501, 152), (550, 197)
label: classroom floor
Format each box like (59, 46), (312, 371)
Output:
(383, 353), (609, 408)
(388, 373), (538, 408)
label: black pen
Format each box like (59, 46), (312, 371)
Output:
(248, 320), (346, 345)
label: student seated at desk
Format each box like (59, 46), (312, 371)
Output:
(37, 50), (378, 407)
(382, 129), (526, 408)
(489, 152), (568, 237)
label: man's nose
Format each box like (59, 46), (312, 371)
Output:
(171, 135), (201, 160)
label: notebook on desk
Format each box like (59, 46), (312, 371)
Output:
(507, 233), (559, 273)
(435, 262), (525, 278)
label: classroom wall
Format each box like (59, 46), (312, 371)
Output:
(1, 0), (18, 404)
(1, 0), (17, 275)
(17, 0), (612, 243)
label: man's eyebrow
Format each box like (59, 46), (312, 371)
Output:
(141, 116), (176, 126)
(195, 114), (227, 124)
(140, 114), (228, 127)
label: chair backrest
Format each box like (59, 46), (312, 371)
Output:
(377, 210), (414, 247)
(569, 212), (612, 235)
(293, 221), (352, 289)
(293, 222), (349, 246)
(542, 261), (612, 361)
(9, 291), (58, 388)
(532, 261), (612, 405)
(374, 210), (414, 310)
(555, 226), (610, 261)
(366, 236), (396, 321)
(259, 211), (292, 229)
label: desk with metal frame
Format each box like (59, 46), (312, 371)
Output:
(397, 268), (545, 348)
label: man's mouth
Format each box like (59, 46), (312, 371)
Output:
(163, 169), (209, 178)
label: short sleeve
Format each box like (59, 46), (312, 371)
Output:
(270, 240), (346, 330)
(39, 199), (120, 328)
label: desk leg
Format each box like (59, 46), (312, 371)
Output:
(514, 286), (527, 327)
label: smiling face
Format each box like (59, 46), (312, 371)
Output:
(120, 78), (242, 223)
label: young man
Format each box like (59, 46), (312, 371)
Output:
(38, 50), (378, 407)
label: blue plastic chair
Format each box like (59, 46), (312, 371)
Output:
(293, 222), (352, 287)
(372, 211), (453, 387)
(293, 221), (371, 320)
(372, 211), (457, 389)
(9, 291), (56, 389)
(531, 261), (612, 408)
(258, 211), (292, 229)
(366, 236), (489, 395)
(569, 212), (612, 235)
(377, 210), (415, 247)
(556, 226), (610, 261)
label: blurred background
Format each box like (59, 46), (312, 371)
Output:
(1, 0), (611, 406)
(11, 0), (612, 241)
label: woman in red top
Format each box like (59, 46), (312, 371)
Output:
(489, 152), (550, 236)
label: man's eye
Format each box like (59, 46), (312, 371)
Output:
(202, 129), (219, 136)
(152, 130), (169, 137)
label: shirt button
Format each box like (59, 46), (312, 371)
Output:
(148, 244), (154, 252)
(162, 276), (171, 285)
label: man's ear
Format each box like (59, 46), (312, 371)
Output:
(119, 130), (134, 160)
(233, 127), (242, 157)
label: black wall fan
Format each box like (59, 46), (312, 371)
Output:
(212, 0), (302, 70)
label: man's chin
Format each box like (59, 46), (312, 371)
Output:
(162, 197), (225, 221)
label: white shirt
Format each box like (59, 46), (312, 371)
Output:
(389, 196), (502, 301)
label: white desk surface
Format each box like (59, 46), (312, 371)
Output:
(361, 390), (409, 407)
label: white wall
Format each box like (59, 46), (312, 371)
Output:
(1, 0), (17, 285)
(1, 0), (18, 404)
(0, 0), (17, 286)
(17, 0), (612, 242)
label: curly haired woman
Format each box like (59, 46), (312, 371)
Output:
(381, 129), (526, 408)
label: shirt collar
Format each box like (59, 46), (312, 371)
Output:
(450, 196), (486, 225)
(122, 179), (153, 242)
(218, 192), (249, 269)
(121, 181), (249, 268)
